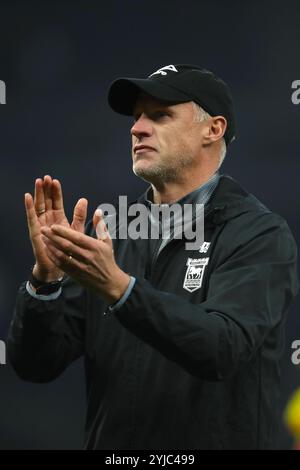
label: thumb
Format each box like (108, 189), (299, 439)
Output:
(93, 208), (112, 243)
(71, 198), (88, 233)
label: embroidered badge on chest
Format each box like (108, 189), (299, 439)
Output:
(183, 257), (209, 292)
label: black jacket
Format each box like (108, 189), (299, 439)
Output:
(8, 175), (299, 449)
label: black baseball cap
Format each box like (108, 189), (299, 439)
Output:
(108, 64), (236, 145)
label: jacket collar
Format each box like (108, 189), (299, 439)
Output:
(135, 174), (269, 227)
(204, 174), (270, 226)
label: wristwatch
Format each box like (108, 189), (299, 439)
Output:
(28, 272), (63, 295)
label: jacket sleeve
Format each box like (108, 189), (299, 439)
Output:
(114, 213), (299, 381)
(7, 276), (86, 383)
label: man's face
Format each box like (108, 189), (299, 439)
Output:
(131, 94), (206, 184)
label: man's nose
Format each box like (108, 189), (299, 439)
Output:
(131, 114), (153, 139)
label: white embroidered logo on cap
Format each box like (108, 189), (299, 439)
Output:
(149, 65), (178, 77)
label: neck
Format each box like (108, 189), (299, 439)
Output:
(151, 168), (217, 204)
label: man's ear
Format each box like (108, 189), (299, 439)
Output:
(203, 116), (227, 144)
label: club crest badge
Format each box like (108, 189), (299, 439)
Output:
(183, 257), (209, 292)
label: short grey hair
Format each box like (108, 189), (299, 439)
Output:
(192, 102), (227, 167)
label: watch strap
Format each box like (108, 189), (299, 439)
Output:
(28, 271), (63, 295)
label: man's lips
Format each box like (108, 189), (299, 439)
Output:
(133, 145), (156, 154)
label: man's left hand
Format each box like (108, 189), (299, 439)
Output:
(41, 209), (130, 304)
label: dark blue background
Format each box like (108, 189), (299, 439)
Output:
(0, 0), (299, 449)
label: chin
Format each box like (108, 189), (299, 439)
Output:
(133, 164), (159, 182)
(134, 160), (153, 173)
(133, 164), (177, 185)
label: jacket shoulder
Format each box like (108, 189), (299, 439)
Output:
(211, 175), (298, 260)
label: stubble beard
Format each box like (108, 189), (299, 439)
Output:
(133, 151), (195, 184)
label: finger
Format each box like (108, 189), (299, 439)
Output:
(52, 179), (65, 211)
(42, 233), (87, 264)
(71, 198), (88, 233)
(34, 178), (46, 214)
(43, 175), (53, 211)
(44, 241), (84, 274)
(42, 224), (97, 250)
(93, 209), (111, 242)
(25, 192), (39, 236)
(44, 243), (69, 270)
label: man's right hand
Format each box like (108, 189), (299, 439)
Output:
(25, 174), (88, 282)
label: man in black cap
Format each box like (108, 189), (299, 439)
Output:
(8, 64), (299, 449)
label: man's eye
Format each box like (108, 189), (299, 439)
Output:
(132, 111), (169, 123)
(153, 111), (168, 120)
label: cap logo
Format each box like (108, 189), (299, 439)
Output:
(149, 65), (178, 77)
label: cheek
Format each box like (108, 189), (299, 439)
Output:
(172, 135), (193, 153)
(184, 127), (202, 151)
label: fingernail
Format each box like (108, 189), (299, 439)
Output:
(95, 208), (103, 218)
